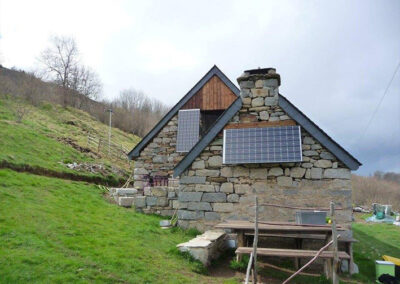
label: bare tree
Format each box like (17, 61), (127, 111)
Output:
(70, 65), (102, 100)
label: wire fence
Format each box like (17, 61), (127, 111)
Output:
(86, 132), (130, 163)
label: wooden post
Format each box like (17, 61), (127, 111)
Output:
(252, 196), (259, 284)
(330, 202), (339, 284)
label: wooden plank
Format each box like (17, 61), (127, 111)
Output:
(224, 120), (297, 129)
(235, 247), (350, 260)
(243, 233), (357, 242)
(215, 221), (344, 232)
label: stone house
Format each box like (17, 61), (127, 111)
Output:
(128, 66), (361, 232)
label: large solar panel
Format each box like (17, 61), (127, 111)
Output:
(223, 126), (302, 164)
(176, 109), (200, 152)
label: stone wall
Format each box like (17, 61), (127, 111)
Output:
(176, 70), (353, 232)
(133, 115), (185, 189)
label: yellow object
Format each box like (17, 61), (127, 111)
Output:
(383, 255), (400, 266)
(328, 220), (332, 224)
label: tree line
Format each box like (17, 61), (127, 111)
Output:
(0, 36), (169, 137)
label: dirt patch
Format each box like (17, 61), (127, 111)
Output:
(56, 136), (98, 156)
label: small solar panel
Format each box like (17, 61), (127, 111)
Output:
(223, 126), (302, 164)
(176, 109), (200, 152)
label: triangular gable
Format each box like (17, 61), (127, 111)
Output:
(128, 65), (240, 159)
(173, 94), (361, 177)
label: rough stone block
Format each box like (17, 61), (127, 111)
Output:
(239, 80), (255, 89)
(250, 168), (268, 179)
(210, 146), (222, 151)
(178, 210), (204, 220)
(115, 188), (138, 196)
(264, 78), (279, 87)
(195, 184), (215, 192)
(251, 88), (269, 97)
(157, 197), (168, 207)
(235, 184), (251, 194)
(146, 196), (157, 206)
(259, 111), (269, 120)
(168, 191), (176, 198)
(221, 167), (233, 177)
(303, 137), (315, 145)
(180, 176), (206, 184)
(220, 183), (234, 193)
(290, 167), (306, 178)
(151, 187), (168, 197)
(280, 115), (290, 120)
(205, 212), (221, 221)
(277, 176), (293, 187)
(252, 97), (264, 107)
(255, 80), (264, 88)
(242, 97), (251, 105)
(153, 156), (167, 163)
(233, 166), (249, 177)
(134, 196), (146, 208)
(196, 169), (220, 177)
(303, 150), (319, 156)
(213, 203), (234, 212)
(208, 156), (222, 168)
(134, 168), (148, 175)
(252, 181), (268, 193)
(178, 192), (203, 202)
(301, 162), (313, 168)
(172, 200), (180, 209)
(310, 168), (323, 179)
(227, 194), (239, 203)
(187, 202), (212, 211)
(320, 151), (335, 160)
(323, 169), (351, 179)
(118, 197), (134, 207)
(264, 96), (278, 106)
(202, 193), (226, 202)
(315, 159), (333, 168)
(269, 167), (283, 176)
(192, 160), (205, 170)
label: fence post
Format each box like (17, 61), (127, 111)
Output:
(330, 202), (339, 284)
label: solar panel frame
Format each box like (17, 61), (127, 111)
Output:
(176, 109), (200, 152)
(222, 126), (302, 164)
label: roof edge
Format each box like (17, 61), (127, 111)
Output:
(173, 97), (243, 177)
(128, 65), (240, 159)
(278, 94), (362, 170)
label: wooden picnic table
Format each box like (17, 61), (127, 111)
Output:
(215, 220), (355, 276)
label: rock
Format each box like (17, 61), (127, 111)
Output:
(232, 166), (249, 177)
(303, 150), (319, 157)
(320, 151), (335, 160)
(208, 156), (222, 168)
(242, 97), (251, 105)
(134, 196), (146, 208)
(301, 163), (313, 168)
(180, 176), (206, 184)
(269, 167), (283, 176)
(305, 169), (311, 179)
(277, 176), (293, 187)
(210, 146), (222, 151)
(196, 169), (220, 177)
(202, 193), (226, 202)
(315, 160), (333, 168)
(220, 183), (234, 193)
(250, 168), (268, 179)
(213, 203), (234, 212)
(118, 197), (134, 207)
(251, 88), (269, 97)
(205, 212), (221, 221)
(192, 160), (205, 170)
(187, 202), (212, 211)
(227, 194), (239, 203)
(252, 181), (268, 193)
(332, 162), (338, 169)
(269, 116), (279, 122)
(168, 191), (176, 199)
(115, 188), (138, 196)
(290, 167), (306, 178)
(207, 177), (227, 183)
(157, 197), (168, 207)
(239, 80), (255, 89)
(151, 187), (168, 197)
(152, 156), (167, 163)
(221, 167), (233, 177)
(195, 184), (215, 192)
(134, 168), (148, 175)
(172, 200), (180, 209)
(311, 144), (322, 150)
(310, 168), (323, 179)
(279, 115), (290, 120)
(178, 192), (203, 202)
(252, 97), (264, 107)
(303, 137), (315, 145)
(264, 96), (278, 106)
(259, 111), (269, 120)
(255, 80), (264, 88)
(323, 169), (351, 179)
(264, 78), (279, 87)
(178, 210), (204, 220)
(146, 196), (157, 206)
(235, 184), (251, 194)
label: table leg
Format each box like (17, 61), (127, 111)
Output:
(348, 242), (354, 275)
(236, 231), (244, 262)
(294, 238), (302, 269)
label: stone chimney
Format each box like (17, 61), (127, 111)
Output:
(236, 68), (282, 122)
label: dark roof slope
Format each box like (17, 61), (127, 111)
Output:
(172, 94), (361, 176)
(127, 65), (240, 159)
(278, 95), (362, 170)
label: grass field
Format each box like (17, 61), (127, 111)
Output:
(0, 96), (140, 183)
(0, 169), (240, 283)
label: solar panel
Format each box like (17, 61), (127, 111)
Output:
(223, 126), (302, 164)
(176, 109), (200, 152)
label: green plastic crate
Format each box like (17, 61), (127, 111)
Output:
(376, 260), (395, 282)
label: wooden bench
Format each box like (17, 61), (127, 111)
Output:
(243, 232), (358, 243)
(236, 247), (351, 260)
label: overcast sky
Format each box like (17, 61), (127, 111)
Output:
(1, 0), (399, 175)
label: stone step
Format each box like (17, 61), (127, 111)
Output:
(118, 197), (135, 207)
(113, 188), (138, 196)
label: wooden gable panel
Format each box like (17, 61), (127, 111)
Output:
(182, 75), (237, 110)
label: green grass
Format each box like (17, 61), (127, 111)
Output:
(0, 169), (235, 283)
(352, 221), (400, 283)
(0, 96), (140, 182)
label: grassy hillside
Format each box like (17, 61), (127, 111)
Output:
(0, 96), (140, 184)
(0, 169), (237, 283)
